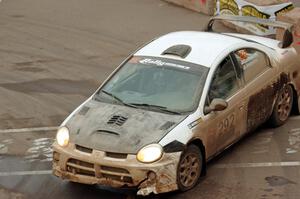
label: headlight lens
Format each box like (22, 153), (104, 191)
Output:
(137, 144), (163, 163)
(56, 126), (70, 147)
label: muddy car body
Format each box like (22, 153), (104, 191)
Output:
(52, 16), (300, 195)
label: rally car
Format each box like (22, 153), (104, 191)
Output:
(52, 15), (300, 196)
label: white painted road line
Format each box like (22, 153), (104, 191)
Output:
(0, 170), (52, 177)
(214, 161), (300, 169)
(0, 126), (58, 134)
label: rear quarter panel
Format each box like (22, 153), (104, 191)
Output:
(276, 47), (300, 111)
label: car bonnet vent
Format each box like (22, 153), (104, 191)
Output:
(161, 44), (191, 58)
(159, 121), (176, 130)
(78, 106), (90, 116)
(107, 115), (128, 126)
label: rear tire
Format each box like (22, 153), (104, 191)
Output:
(177, 145), (202, 192)
(269, 84), (293, 127)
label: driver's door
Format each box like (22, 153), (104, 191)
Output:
(202, 54), (247, 155)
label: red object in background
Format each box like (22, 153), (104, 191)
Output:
(200, 0), (206, 4)
(294, 32), (300, 45)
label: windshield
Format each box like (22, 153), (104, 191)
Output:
(95, 56), (209, 114)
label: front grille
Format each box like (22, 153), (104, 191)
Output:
(75, 145), (93, 154)
(65, 158), (133, 184)
(66, 159), (95, 177)
(107, 115), (128, 126)
(68, 159), (94, 168)
(100, 166), (130, 174)
(102, 173), (133, 184)
(100, 166), (133, 183)
(106, 152), (127, 159)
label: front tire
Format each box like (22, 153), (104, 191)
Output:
(269, 84), (293, 127)
(177, 145), (202, 192)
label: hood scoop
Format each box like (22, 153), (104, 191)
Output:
(107, 115), (128, 126)
(162, 44), (191, 58)
(95, 130), (120, 136)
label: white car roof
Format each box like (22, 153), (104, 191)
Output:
(135, 31), (246, 68)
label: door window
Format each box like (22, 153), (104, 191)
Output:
(234, 48), (270, 83)
(208, 56), (239, 100)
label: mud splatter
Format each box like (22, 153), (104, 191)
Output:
(250, 131), (274, 154)
(24, 138), (54, 162)
(0, 144), (8, 155)
(247, 73), (289, 132)
(286, 128), (300, 154)
(10, 14), (25, 18)
(265, 176), (297, 187)
(0, 187), (25, 199)
(0, 139), (14, 156)
(14, 66), (47, 73)
(263, 188), (273, 192)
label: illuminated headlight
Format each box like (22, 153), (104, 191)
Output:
(56, 126), (70, 147)
(137, 144), (163, 163)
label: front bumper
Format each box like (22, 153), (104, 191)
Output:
(52, 142), (181, 195)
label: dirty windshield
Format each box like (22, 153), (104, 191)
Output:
(95, 56), (208, 114)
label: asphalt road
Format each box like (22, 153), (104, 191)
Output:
(1, 117), (300, 199)
(0, 0), (300, 199)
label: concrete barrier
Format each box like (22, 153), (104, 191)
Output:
(277, 7), (300, 54)
(164, 0), (216, 15)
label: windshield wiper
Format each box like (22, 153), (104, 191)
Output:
(99, 90), (137, 108)
(98, 92), (181, 114)
(129, 103), (181, 115)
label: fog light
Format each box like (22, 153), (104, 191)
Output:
(53, 152), (60, 162)
(148, 171), (156, 181)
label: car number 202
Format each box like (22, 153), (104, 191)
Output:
(218, 113), (235, 132)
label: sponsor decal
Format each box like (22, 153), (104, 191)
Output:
(188, 118), (203, 129)
(139, 58), (190, 70)
(241, 5), (270, 19)
(219, 0), (239, 15)
(241, 5), (270, 30)
(216, 0), (294, 36)
(275, 4), (294, 16)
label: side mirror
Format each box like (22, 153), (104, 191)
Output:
(204, 98), (228, 114)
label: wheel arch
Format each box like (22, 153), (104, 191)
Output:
(187, 138), (207, 176)
(288, 82), (300, 115)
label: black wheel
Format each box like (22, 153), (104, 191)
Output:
(269, 84), (293, 127)
(177, 145), (202, 192)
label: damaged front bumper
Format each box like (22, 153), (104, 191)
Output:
(52, 142), (181, 196)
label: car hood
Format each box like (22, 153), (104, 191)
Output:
(65, 100), (186, 154)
